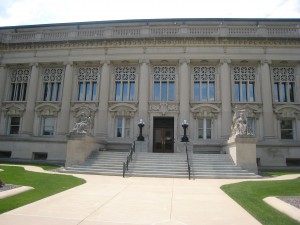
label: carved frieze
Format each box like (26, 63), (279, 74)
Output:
(2, 102), (26, 117)
(231, 103), (262, 119)
(108, 102), (137, 118)
(71, 102), (98, 118)
(149, 102), (179, 115)
(35, 103), (60, 117)
(273, 104), (300, 120)
(190, 103), (220, 119)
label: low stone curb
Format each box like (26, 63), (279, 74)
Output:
(0, 186), (34, 199)
(264, 197), (300, 222)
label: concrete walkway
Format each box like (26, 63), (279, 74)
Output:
(0, 165), (299, 225)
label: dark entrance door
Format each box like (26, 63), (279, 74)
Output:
(153, 117), (174, 153)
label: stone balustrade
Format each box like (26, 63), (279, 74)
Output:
(0, 22), (299, 44)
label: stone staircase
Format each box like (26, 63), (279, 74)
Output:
(62, 150), (260, 179)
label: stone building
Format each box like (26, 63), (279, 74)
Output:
(0, 18), (299, 168)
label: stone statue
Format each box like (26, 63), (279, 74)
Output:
(70, 108), (92, 135)
(231, 110), (253, 137)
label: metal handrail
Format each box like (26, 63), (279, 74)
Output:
(123, 141), (135, 178)
(185, 143), (191, 180)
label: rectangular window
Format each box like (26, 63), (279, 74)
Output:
(9, 69), (30, 101)
(77, 67), (99, 101)
(114, 66), (136, 101)
(272, 67), (295, 103)
(42, 68), (63, 101)
(209, 82), (215, 101)
(194, 82), (200, 102)
(116, 117), (130, 138)
(9, 117), (20, 135)
(247, 118), (255, 135)
(153, 66), (176, 101)
(202, 82), (208, 101)
(198, 118), (212, 140)
(280, 120), (294, 140)
(42, 117), (55, 136)
(234, 82), (240, 101)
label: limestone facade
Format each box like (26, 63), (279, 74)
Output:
(0, 18), (300, 167)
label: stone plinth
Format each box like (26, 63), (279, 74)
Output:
(224, 135), (258, 174)
(65, 134), (100, 167)
(135, 140), (149, 152)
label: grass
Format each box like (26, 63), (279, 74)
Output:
(261, 171), (300, 176)
(0, 165), (85, 214)
(0, 162), (61, 170)
(221, 177), (300, 225)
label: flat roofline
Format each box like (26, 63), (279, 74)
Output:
(1, 18), (300, 30)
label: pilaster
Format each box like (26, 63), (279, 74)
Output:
(220, 59), (232, 139)
(22, 63), (39, 135)
(138, 59), (150, 137)
(260, 59), (275, 139)
(57, 62), (73, 135)
(96, 60), (110, 138)
(179, 58), (190, 139)
(0, 64), (7, 135)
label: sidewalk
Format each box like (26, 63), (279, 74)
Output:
(0, 166), (298, 225)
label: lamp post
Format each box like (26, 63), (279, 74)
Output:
(137, 119), (145, 141)
(181, 120), (189, 142)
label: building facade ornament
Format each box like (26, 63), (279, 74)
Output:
(149, 102), (179, 115)
(273, 104), (300, 120)
(231, 103), (262, 119)
(190, 103), (220, 119)
(2, 102), (26, 117)
(108, 102), (137, 118)
(35, 103), (60, 117)
(70, 107), (93, 135)
(231, 109), (254, 137)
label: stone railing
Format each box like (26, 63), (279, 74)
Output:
(1, 24), (299, 44)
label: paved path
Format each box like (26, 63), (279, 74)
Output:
(0, 165), (299, 225)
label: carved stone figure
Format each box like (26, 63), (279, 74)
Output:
(231, 110), (253, 137)
(70, 108), (92, 135)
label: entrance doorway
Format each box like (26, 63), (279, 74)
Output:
(153, 117), (174, 153)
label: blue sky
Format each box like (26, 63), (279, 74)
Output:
(0, 0), (300, 26)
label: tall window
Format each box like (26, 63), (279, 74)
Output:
(114, 66), (136, 101)
(233, 66), (256, 102)
(42, 117), (55, 136)
(153, 66), (175, 101)
(198, 118), (212, 140)
(247, 118), (255, 135)
(42, 68), (63, 101)
(272, 67), (295, 103)
(116, 117), (130, 138)
(9, 69), (30, 101)
(193, 66), (215, 102)
(280, 119), (294, 140)
(9, 117), (21, 134)
(77, 67), (99, 101)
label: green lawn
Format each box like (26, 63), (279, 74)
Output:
(221, 177), (300, 225)
(0, 165), (85, 214)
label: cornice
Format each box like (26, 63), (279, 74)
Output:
(0, 38), (299, 52)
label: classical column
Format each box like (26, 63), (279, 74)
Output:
(220, 59), (232, 139)
(261, 60), (275, 139)
(138, 59), (150, 137)
(96, 60), (110, 138)
(179, 58), (190, 137)
(22, 63), (39, 135)
(57, 62), (73, 135)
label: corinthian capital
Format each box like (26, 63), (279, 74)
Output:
(220, 59), (231, 64)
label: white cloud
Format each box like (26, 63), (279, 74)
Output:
(0, 0), (299, 26)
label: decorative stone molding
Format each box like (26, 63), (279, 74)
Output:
(190, 103), (220, 119)
(220, 59), (231, 64)
(2, 102), (26, 117)
(71, 102), (98, 118)
(273, 104), (300, 120)
(35, 103), (60, 117)
(70, 107), (94, 135)
(149, 102), (179, 115)
(108, 102), (137, 118)
(231, 103), (262, 119)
